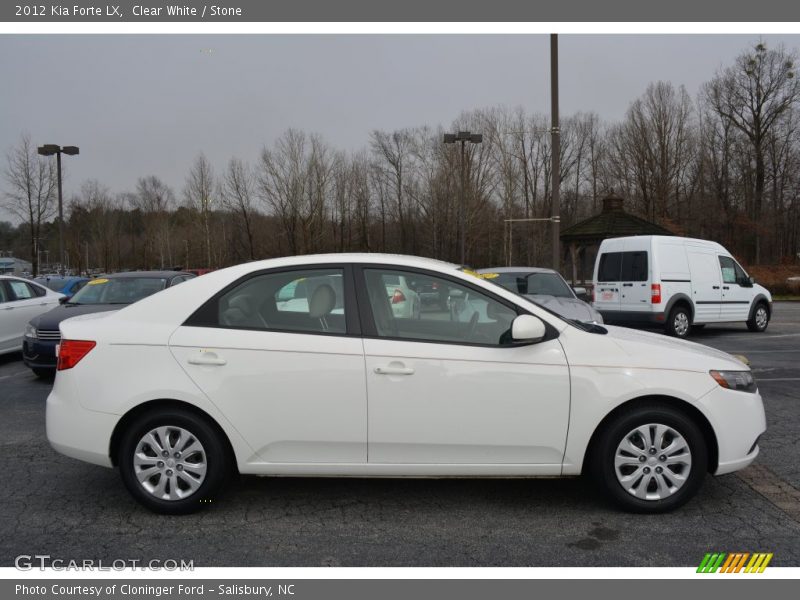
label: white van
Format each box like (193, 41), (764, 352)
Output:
(592, 236), (772, 337)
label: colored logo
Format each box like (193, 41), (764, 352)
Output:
(697, 552), (773, 573)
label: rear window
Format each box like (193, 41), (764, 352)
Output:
(621, 251), (648, 281)
(597, 252), (622, 281)
(597, 251), (648, 281)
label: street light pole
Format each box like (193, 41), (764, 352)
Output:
(443, 131), (482, 265)
(550, 33), (561, 272)
(38, 144), (79, 276)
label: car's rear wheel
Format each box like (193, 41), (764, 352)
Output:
(590, 403), (708, 513)
(665, 305), (692, 338)
(747, 303), (769, 332)
(118, 409), (229, 514)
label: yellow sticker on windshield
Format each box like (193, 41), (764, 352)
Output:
(87, 278), (109, 285)
(479, 273), (500, 279)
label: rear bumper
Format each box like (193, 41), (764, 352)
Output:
(46, 373), (117, 468)
(598, 310), (665, 325)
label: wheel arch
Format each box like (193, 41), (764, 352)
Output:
(748, 294), (771, 320)
(664, 293), (694, 321)
(580, 394), (719, 475)
(109, 398), (238, 473)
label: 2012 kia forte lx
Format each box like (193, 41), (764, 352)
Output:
(46, 254), (766, 514)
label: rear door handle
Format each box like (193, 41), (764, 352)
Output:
(712, 286), (720, 289)
(188, 353), (227, 366)
(374, 365), (415, 376)
(622, 283), (633, 287)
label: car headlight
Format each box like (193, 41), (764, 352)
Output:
(710, 370), (757, 393)
(24, 324), (38, 339)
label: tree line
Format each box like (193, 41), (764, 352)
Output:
(3, 42), (800, 276)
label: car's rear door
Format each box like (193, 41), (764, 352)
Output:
(357, 265), (570, 472)
(169, 265), (367, 464)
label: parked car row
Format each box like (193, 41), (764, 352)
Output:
(0, 271), (195, 377)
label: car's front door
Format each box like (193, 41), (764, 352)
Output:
(169, 266), (367, 464)
(357, 266), (570, 473)
(718, 256), (752, 322)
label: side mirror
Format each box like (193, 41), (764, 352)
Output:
(511, 314), (546, 343)
(572, 286), (587, 297)
(58, 296), (69, 304)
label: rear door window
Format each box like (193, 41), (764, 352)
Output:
(597, 252), (622, 281)
(621, 251), (648, 281)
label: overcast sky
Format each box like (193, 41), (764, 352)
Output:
(2, 34), (800, 222)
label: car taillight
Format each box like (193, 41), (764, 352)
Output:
(651, 283), (662, 304)
(57, 340), (96, 371)
(391, 289), (406, 304)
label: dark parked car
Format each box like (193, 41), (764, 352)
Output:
(23, 271), (194, 378)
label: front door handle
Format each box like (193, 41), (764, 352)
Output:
(722, 286), (730, 290)
(374, 365), (415, 376)
(622, 283), (633, 287)
(188, 353), (227, 366)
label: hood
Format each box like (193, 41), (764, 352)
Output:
(29, 303), (122, 331)
(524, 294), (601, 322)
(601, 324), (748, 371)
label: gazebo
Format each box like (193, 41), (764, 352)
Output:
(560, 193), (675, 284)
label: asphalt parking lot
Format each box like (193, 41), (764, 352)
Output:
(1, 304), (799, 567)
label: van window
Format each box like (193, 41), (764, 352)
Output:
(719, 256), (747, 285)
(621, 251), (648, 281)
(597, 252), (622, 281)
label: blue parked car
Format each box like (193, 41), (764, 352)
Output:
(33, 276), (90, 299)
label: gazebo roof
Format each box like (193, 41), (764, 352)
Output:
(560, 194), (674, 243)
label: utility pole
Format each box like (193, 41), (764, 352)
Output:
(550, 33), (561, 272)
(443, 131), (483, 265)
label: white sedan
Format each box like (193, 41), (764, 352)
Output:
(46, 254), (766, 514)
(0, 275), (63, 355)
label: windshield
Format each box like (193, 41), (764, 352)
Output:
(490, 272), (574, 298)
(68, 277), (167, 305)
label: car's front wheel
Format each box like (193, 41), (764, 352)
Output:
(118, 409), (230, 514)
(747, 302), (769, 332)
(590, 403), (708, 513)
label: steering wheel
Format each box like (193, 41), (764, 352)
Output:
(466, 311), (479, 340)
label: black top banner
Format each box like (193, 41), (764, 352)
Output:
(3, 0), (800, 22)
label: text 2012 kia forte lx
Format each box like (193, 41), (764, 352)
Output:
(46, 254), (765, 514)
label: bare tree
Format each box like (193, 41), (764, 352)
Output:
(2, 134), (57, 275)
(221, 158), (257, 260)
(134, 176), (175, 268)
(184, 154), (216, 267)
(705, 42), (800, 261)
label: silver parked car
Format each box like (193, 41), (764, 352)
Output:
(478, 267), (603, 324)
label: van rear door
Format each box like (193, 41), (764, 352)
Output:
(619, 247), (650, 313)
(687, 250), (722, 322)
(594, 251), (622, 311)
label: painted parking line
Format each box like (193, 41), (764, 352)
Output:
(0, 370), (30, 381)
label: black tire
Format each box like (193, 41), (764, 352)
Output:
(665, 304), (692, 338)
(747, 302), (769, 332)
(32, 367), (54, 380)
(118, 409), (230, 515)
(589, 403), (708, 513)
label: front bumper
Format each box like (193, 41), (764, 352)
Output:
(22, 337), (58, 370)
(698, 384), (767, 476)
